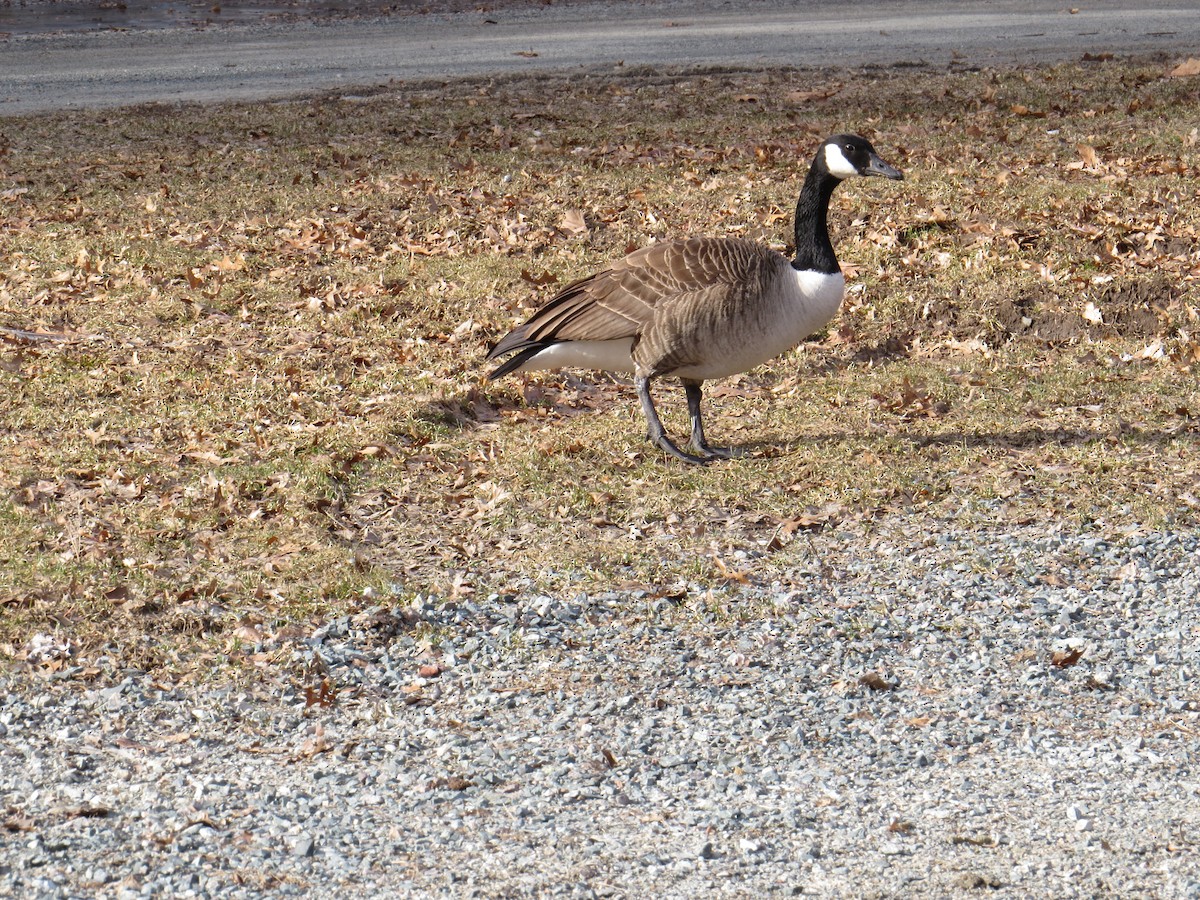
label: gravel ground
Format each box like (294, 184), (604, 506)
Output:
(3, 516), (1198, 898)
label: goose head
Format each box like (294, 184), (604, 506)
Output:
(821, 134), (904, 182)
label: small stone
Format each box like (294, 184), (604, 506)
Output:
(699, 842), (717, 860)
(956, 873), (1002, 890)
(290, 834), (316, 858)
(738, 838), (762, 854)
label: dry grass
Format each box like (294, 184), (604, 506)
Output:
(1, 57), (1198, 673)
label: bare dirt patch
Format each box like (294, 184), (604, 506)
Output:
(980, 274), (1178, 343)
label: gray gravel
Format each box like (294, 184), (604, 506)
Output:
(3, 517), (1198, 897)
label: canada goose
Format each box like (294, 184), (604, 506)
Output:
(486, 134), (903, 464)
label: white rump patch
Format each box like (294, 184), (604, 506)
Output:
(518, 338), (636, 374)
(824, 143), (859, 179)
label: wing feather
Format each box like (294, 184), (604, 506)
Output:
(488, 236), (777, 365)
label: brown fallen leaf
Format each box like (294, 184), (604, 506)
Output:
(520, 268), (558, 286)
(65, 805), (114, 819)
(1077, 143), (1101, 169)
(3, 815), (36, 833)
(711, 555), (750, 584)
(872, 377), (950, 420)
(559, 209), (588, 236)
(428, 776), (473, 790)
(231, 624), (264, 645)
(1051, 647), (1085, 668)
(304, 678), (337, 708)
(781, 512), (829, 533)
(1168, 58), (1200, 78)
(418, 662), (443, 678)
(766, 510), (834, 551)
(859, 672), (895, 692)
(104, 584), (131, 604)
(785, 85), (842, 104)
(296, 734), (333, 759)
(114, 736), (154, 752)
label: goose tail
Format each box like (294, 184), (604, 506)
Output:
(486, 343), (550, 380)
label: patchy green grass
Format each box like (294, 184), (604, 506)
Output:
(1, 58), (1198, 672)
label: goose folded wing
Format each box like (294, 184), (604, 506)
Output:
(488, 237), (771, 359)
(612, 237), (771, 302)
(486, 274), (641, 360)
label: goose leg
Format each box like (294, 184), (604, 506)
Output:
(683, 380), (746, 459)
(635, 375), (710, 465)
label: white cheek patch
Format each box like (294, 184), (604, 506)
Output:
(824, 143), (860, 179)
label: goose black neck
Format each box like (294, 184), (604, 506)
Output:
(790, 164), (841, 275)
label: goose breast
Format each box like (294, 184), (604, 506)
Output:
(656, 257), (845, 381)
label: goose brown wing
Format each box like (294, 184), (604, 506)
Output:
(488, 237), (772, 360)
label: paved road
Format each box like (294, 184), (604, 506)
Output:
(2, 0), (1199, 114)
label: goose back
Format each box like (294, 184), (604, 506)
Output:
(487, 236), (843, 380)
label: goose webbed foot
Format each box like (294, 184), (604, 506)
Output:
(652, 432), (713, 465)
(690, 440), (748, 460)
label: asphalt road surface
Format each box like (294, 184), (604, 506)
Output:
(1, 0), (1199, 114)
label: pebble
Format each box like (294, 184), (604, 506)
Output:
(2, 522), (1198, 897)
